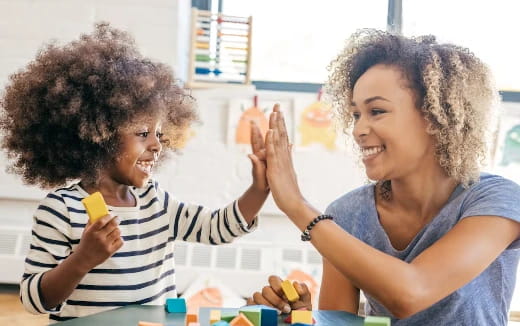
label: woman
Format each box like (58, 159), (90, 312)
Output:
(249, 29), (520, 325)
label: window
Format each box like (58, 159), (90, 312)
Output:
(402, 0), (520, 91)
(220, 0), (387, 83)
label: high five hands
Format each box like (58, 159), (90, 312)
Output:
(247, 105), (314, 312)
(248, 104), (304, 212)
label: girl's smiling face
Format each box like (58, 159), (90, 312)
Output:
(105, 116), (164, 188)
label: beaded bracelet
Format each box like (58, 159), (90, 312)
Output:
(301, 214), (334, 241)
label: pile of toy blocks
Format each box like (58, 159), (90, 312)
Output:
(137, 296), (391, 326)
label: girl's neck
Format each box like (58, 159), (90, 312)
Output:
(80, 178), (136, 207)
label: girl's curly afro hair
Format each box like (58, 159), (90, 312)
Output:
(0, 22), (197, 188)
(326, 29), (498, 187)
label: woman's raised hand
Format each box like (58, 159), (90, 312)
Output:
(265, 105), (305, 215)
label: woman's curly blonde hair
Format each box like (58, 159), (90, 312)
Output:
(326, 29), (498, 187)
(0, 22), (197, 188)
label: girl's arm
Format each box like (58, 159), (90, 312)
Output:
(237, 118), (270, 224)
(39, 215), (123, 309)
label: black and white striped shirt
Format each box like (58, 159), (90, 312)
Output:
(20, 180), (256, 322)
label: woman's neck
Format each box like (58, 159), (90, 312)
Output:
(382, 169), (459, 222)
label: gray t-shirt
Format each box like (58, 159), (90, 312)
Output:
(325, 173), (520, 326)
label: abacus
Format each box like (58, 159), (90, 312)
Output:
(187, 8), (253, 88)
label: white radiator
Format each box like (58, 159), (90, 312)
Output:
(0, 226), (322, 298)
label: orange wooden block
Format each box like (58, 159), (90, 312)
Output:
(138, 321), (164, 326)
(185, 313), (198, 326)
(230, 313), (254, 326)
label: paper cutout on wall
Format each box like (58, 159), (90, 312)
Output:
(227, 96), (293, 148)
(235, 96), (269, 145)
(297, 100), (337, 150)
(181, 274), (246, 313)
(500, 124), (520, 166)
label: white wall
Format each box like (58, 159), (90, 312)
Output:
(0, 0), (365, 295)
(2, 0), (519, 310)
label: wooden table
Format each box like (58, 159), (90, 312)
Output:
(54, 305), (365, 325)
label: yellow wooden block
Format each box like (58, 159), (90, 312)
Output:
(138, 321), (163, 326)
(281, 279), (300, 302)
(209, 309), (221, 324)
(81, 192), (109, 222)
(291, 310), (313, 324)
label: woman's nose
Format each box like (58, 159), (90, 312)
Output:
(353, 115), (370, 140)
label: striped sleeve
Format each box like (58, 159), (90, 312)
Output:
(169, 198), (257, 245)
(20, 192), (72, 314)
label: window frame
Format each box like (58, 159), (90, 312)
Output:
(192, 0), (520, 101)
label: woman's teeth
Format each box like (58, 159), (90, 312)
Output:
(362, 146), (385, 158)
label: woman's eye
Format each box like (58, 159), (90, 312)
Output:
(156, 132), (164, 138)
(371, 109), (386, 116)
(352, 112), (361, 120)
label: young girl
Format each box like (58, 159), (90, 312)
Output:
(249, 30), (520, 325)
(0, 23), (269, 322)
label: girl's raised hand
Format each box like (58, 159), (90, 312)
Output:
(265, 105), (305, 215)
(246, 275), (312, 313)
(249, 119), (269, 193)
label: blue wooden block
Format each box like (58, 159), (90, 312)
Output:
(260, 307), (277, 326)
(212, 321), (230, 326)
(165, 297), (187, 313)
(239, 305), (277, 326)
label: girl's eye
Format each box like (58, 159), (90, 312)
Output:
(156, 132), (164, 138)
(136, 131), (149, 137)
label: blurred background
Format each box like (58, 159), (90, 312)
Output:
(0, 0), (519, 324)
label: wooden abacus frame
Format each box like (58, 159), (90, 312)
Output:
(187, 8), (252, 88)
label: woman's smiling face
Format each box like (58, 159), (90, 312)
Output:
(351, 64), (437, 181)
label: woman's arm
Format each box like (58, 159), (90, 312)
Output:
(319, 258), (360, 314)
(287, 202), (519, 318)
(264, 107), (520, 318)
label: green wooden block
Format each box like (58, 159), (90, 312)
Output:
(364, 316), (391, 326)
(221, 313), (236, 322)
(239, 309), (261, 326)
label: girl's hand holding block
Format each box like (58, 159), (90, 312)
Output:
(75, 192), (123, 270)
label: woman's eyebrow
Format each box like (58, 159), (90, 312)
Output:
(351, 96), (391, 107)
